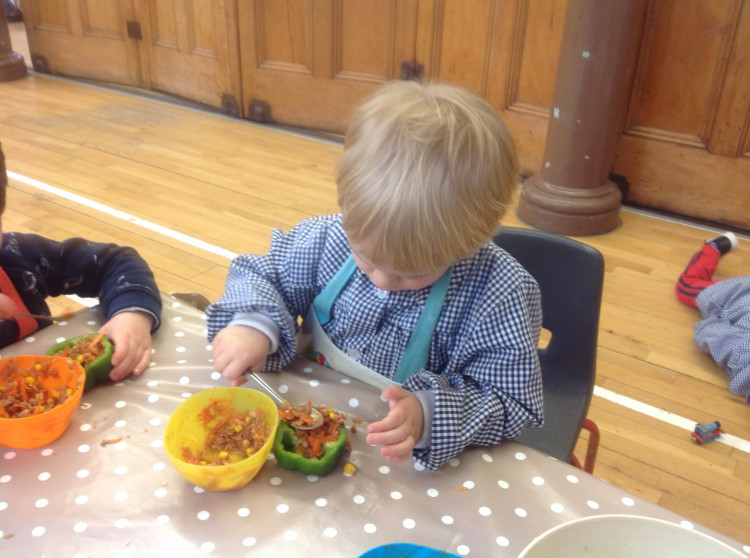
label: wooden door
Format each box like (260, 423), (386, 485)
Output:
(237, 0), (421, 131)
(22, 0), (142, 86)
(137, 0), (242, 114)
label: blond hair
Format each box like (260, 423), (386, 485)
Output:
(337, 80), (519, 274)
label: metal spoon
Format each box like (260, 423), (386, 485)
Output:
(12, 311), (75, 323)
(246, 372), (324, 430)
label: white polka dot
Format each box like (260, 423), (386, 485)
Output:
(269, 477), (282, 486)
(340, 378), (351, 384)
(742, 545), (750, 554)
(378, 466), (391, 474)
(114, 466), (128, 475)
(283, 530), (298, 541)
(427, 488), (439, 497)
(115, 519), (129, 528)
(242, 537), (257, 547)
(194, 487), (205, 493)
(32, 526), (46, 536)
(115, 441), (128, 450)
(75, 495), (89, 505)
(587, 500), (600, 510)
(79, 403), (91, 410)
(0, 475), (11, 483)
(237, 508), (250, 517)
(323, 527), (337, 537)
(115, 420), (127, 428)
(456, 545), (470, 556)
(277, 504), (289, 514)
(566, 474), (579, 484)
(532, 476), (544, 486)
(197, 510), (210, 520)
(177, 360), (187, 364)
(515, 508), (527, 517)
(0, 502), (7, 511)
(156, 515), (169, 525)
(496, 536), (510, 547)
(150, 439), (163, 449)
(150, 418), (162, 426)
(173, 316), (183, 322)
(413, 461), (426, 472)
(498, 480), (509, 489)
(152, 462), (166, 471)
(622, 497), (635, 507)
(179, 376), (190, 385)
(441, 515), (454, 525)
(35, 498), (49, 508)
(114, 492), (128, 502)
(73, 522), (87, 533)
(514, 452), (527, 461)
(551, 503), (564, 513)
(448, 458), (460, 467)
(278, 385), (289, 394)
(25, 336), (37, 343)
(348, 398), (360, 408)
(174, 331), (185, 338)
(402, 518), (415, 529)
(482, 453), (493, 463)
(390, 491), (402, 500)
(303, 367), (313, 373)
(353, 495), (365, 504)
(315, 498), (327, 507)
(309, 379), (319, 387)
(479, 506), (491, 516)
(181, 392), (192, 398)
(115, 401), (127, 409)
(154, 488), (167, 498)
(3, 452), (15, 460)
(200, 542), (215, 553)
(210, 372), (222, 381)
(148, 394), (159, 403)
(175, 346), (186, 353)
(38, 472), (51, 481)
(463, 481), (474, 490)
(364, 523), (377, 534)
(80, 424), (92, 432)
(41, 448), (54, 456)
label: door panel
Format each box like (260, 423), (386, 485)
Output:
(24, 0), (141, 85)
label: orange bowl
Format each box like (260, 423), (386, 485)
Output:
(0, 355), (85, 449)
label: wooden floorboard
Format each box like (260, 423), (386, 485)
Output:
(1, 72), (749, 546)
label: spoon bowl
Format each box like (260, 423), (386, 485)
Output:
(245, 373), (324, 430)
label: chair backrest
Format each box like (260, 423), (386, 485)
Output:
(492, 226), (604, 463)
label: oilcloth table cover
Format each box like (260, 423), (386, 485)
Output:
(1, 294), (748, 557)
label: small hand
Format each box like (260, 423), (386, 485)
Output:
(101, 311), (155, 381)
(366, 385), (424, 462)
(211, 325), (271, 386)
(0, 294), (17, 320)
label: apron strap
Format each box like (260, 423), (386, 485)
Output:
(313, 254), (358, 326)
(393, 266), (453, 383)
(0, 267), (39, 339)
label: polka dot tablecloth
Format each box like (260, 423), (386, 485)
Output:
(1, 294), (748, 557)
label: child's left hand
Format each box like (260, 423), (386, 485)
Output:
(100, 311), (155, 382)
(366, 385), (424, 463)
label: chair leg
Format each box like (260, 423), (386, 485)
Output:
(569, 418), (600, 474)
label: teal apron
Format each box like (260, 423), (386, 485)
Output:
(299, 254), (452, 389)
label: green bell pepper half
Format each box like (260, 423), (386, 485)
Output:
(273, 420), (347, 476)
(47, 334), (114, 392)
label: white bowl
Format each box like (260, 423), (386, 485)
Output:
(519, 514), (744, 558)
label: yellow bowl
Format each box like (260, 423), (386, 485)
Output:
(164, 387), (279, 492)
(0, 355), (85, 449)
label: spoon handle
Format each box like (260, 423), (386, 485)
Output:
(246, 372), (285, 405)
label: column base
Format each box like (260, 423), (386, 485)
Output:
(518, 174), (622, 236)
(0, 51), (27, 82)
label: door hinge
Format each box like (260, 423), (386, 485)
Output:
(126, 21), (143, 40)
(400, 60), (424, 82)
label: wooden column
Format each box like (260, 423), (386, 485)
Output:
(518, 0), (642, 236)
(0, 5), (27, 82)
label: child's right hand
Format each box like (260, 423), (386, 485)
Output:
(211, 325), (271, 386)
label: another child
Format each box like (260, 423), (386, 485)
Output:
(676, 232), (750, 401)
(207, 80), (543, 470)
(0, 147), (162, 382)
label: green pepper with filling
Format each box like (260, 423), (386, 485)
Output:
(47, 334), (114, 392)
(273, 420), (347, 476)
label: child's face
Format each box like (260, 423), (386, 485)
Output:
(349, 238), (449, 292)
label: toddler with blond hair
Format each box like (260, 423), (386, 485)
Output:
(207, 80), (543, 470)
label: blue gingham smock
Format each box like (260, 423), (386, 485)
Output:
(207, 215), (544, 470)
(695, 276), (750, 402)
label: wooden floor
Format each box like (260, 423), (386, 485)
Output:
(2, 70), (749, 546)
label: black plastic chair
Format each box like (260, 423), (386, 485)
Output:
(493, 226), (604, 473)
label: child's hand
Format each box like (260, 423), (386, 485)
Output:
(0, 294), (16, 319)
(211, 325), (271, 386)
(366, 385), (424, 463)
(101, 311), (155, 382)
